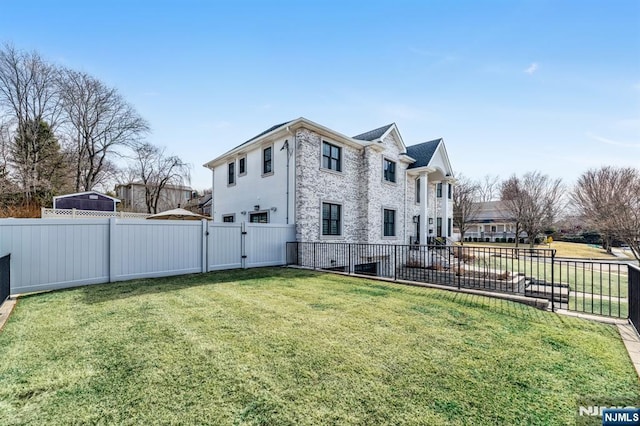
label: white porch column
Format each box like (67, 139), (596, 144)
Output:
(441, 181), (450, 238)
(419, 172), (429, 244)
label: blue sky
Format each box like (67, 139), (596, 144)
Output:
(1, 0), (638, 191)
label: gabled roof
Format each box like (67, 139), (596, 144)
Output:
(406, 139), (442, 169)
(352, 124), (394, 141)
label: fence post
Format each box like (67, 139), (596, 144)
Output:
(551, 249), (555, 312)
(72, 208), (77, 219)
(394, 245), (398, 281)
(108, 217), (117, 282)
(241, 222), (247, 269)
(457, 246), (461, 290)
(313, 242), (317, 270)
(201, 219), (208, 273)
(348, 243), (351, 275)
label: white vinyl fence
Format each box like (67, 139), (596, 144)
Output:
(0, 218), (295, 295)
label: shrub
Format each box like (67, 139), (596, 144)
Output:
(484, 238), (490, 242)
(507, 237), (514, 243)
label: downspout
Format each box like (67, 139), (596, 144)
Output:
(403, 167), (407, 243)
(281, 128), (293, 225)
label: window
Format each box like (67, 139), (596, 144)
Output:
(448, 218), (452, 237)
(383, 209), (396, 237)
(227, 161), (235, 185)
(436, 217), (442, 237)
(239, 157), (246, 175)
(436, 183), (442, 198)
(249, 212), (268, 223)
(447, 183), (452, 199)
(222, 214), (235, 223)
(262, 146), (272, 175)
(322, 203), (341, 236)
(416, 177), (421, 203)
(383, 159), (396, 183)
(322, 141), (341, 172)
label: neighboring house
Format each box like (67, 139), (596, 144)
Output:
(184, 193), (212, 217)
(53, 191), (120, 211)
(203, 117), (455, 244)
(464, 201), (523, 242)
(114, 182), (193, 213)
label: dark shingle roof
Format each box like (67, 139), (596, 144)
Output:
(233, 121), (293, 151)
(352, 123), (394, 141)
(406, 139), (441, 169)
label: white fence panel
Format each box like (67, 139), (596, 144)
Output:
(245, 223), (296, 268)
(112, 220), (203, 281)
(0, 218), (295, 296)
(207, 223), (242, 270)
(0, 219), (110, 294)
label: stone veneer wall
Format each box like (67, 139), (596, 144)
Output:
(294, 128), (365, 242)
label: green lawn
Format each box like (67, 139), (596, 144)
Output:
(461, 241), (628, 260)
(1, 268), (638, 425)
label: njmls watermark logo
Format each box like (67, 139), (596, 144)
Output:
(577, 397), (640, 426)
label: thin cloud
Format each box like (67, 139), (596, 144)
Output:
(524, 62), (539, 75)
(586, 132), (640, 148)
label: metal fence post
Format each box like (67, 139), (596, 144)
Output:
(348, 243), (352, 275)
(313, 242), (317, 270)
(551, 249), (555, 312)
(394, 245), (398, 281)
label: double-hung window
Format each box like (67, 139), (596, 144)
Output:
(227, 162), (235, 185)
(322, 203), (341, 236)
(383, 159), (396, 183)
(436, 183), (442, 198)
(239, 157), (246, 175)
(322, 141), (341, 172)
(263, 147), (272, 175)
(416, 178), (421, 203)
(383, 209), (396, 237)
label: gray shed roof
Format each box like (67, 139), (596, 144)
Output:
(406, 139), (442, 169)
(352, 124), (394, 141)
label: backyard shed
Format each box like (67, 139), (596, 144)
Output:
(52, 191), (120, 212)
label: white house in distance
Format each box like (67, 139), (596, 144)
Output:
(203, 117), (455, 244)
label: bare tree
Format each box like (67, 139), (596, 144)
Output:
(572, 166), (640, 263)
(58, 69), (149, 192)
(129, 142), (191, 213)
(477, 174), (500, 202)
(452, 175), (481, 245)
(501, 172), (563, 248)
(0, 44), (62, 200)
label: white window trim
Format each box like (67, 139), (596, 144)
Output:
(261, 144), (274, 177)
(319, 199), (344, 240)
(319, 139), (344, 175)
(238, 155), (247, 177)
(382, 156), (398, 185)
(381, 206), (399, 240)
(227, 161), (236, 187)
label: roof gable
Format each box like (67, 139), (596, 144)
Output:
(406, 139), (442, 169)
(352, 124), (394, 141)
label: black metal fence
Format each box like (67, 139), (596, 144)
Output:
(286, 242), (631, 318)
(630, 264), (640, 333)
(0, 254), (10, 306)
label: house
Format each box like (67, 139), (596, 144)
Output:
(464, 201), (522, 242)
(203, 117), (455, 244)
(114, 182), (193, 214)
(53, 191), (120, 212)
(184, 193), (212, 217)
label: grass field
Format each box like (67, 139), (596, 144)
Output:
(461, 241), (629, 260)
(1, 268), (638, 425)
